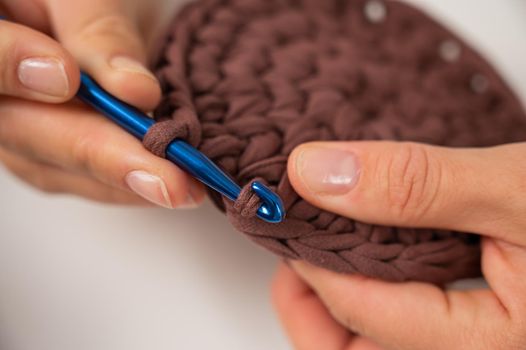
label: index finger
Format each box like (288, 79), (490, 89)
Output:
(271, 263), (352, 350)
(0, 19), (80, 102)
(46, 0), (161, 111)
(290, 261), (508, 350)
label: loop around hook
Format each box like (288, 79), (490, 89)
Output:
(252, 182), (286, 223)
(78, 73), (286, 224)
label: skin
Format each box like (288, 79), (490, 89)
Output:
(272, 141), (526, 350)
(0, 0), (205, 206)
(2, 2), (525, 348)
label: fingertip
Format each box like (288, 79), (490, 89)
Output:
(16, 54), (81, 103)
(286, 142), (318, 200)
(47, 0), (161, 109)
(54, 49), (81, 100)
(287, 144), (302, 181)
(122, 168), (199, 210)
(0, 22), (81, 102)
(272, 262), (352, 350)
(287, 142), (318, 176)
(92, 57), (162, 111)
(287, 141), (363, 213)
(151, 162), (204, 210)
(106, 55), (162, 110)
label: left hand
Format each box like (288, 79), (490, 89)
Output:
(0, 0), (205, 207)
(272, 141), (526, 350)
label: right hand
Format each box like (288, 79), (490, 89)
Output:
(272, 140), (526, 350)
(0, 0), (204, 208)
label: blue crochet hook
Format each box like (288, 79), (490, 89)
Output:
(0, 15), (284, 223)
(77, 73), (285, 223)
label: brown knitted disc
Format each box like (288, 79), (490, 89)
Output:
(149, 0), (526, 284)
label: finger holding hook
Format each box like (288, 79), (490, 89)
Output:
(78, 73), (286, 223)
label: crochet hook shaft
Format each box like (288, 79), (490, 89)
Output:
(77, 73), (285, 223)
(0, 16), (283, 223)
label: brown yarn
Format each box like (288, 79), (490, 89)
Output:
(148, 0), (526, 284)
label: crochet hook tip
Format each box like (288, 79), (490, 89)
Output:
(253, 181), (286, 223)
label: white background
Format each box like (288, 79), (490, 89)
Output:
(1, 1), (525, 349)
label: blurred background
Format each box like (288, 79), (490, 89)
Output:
(1, 1), (525, 349)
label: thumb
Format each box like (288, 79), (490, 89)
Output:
(46, 0), (161, 111)
(0, 20), (79, 102)
(288, 141), (526, 245)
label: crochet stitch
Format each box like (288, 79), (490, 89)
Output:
(148, 0), (526, 283)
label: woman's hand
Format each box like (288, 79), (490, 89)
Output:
(273, 141), (526, 350)
(0, 0), (204, 207)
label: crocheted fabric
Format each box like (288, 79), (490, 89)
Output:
(148, 0), (526, 284)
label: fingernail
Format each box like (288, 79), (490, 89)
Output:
(109, 56), (157, 81)
(296, 147), (361, 196)
(125, 170), (173, 209)
(18, 57), (69, 97)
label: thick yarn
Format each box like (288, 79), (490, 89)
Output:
(146, 0), (526, 284)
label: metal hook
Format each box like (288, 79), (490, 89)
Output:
(251, 181), (285, 223)
(77, 73), (285, 223)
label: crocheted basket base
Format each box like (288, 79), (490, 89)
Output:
(149, 0), (526, 284)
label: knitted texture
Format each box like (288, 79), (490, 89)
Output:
(148, 0), (526, 284)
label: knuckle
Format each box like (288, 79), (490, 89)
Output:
(380, 143), (439, 223)
(0, 109), (21, 150)
(0, 34), (15, 91)
(75, 13), (140, 47)
(70, 129), (103, 175)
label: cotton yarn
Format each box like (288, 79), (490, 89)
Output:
(147, 0), (526, 283)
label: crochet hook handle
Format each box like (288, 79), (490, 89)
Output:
(77, 73), (285, 223)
